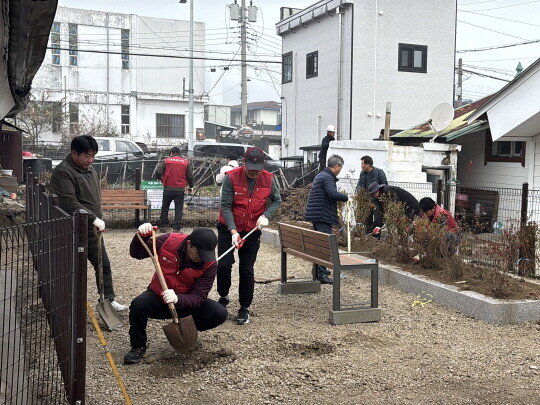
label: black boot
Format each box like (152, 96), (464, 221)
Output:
(316, 275), (333, 284)
(123, 346), (147, 364)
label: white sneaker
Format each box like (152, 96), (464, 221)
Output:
(110, 300), (128, 312)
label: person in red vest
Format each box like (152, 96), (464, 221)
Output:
(417, 197), (459, 257)
(155, 146), (193, 231)
(124, 224), (227, 364)
(217, 147), (282, 325)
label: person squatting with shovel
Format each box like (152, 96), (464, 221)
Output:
(217, 147), (282, 325)
(124, 224), (227, 364)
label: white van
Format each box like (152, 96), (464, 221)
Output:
(94, 137), (145, 161)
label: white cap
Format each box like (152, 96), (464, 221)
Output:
(326, 124), (336, 132)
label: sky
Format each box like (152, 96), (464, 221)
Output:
(58, 0), (540, 106)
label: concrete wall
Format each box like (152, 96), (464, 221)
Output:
(352, 0), (456, 140)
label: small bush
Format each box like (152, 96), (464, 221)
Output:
(382, 196), (413, 263)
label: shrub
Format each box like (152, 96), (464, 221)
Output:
(381, 196), (412, 263)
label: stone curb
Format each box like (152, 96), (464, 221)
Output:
(261, 228), (540, 324)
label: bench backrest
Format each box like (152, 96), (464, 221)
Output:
(101, 189), (146, 205)
(278, 222), (337, 269)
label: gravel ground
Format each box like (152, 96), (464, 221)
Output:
(84, 229), (540, 405)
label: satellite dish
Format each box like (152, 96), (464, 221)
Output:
(429, 103), (454, 132)
(428, 103), (454, 143)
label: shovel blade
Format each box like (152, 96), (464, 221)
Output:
(96, 299), (124, 331)
(162, 315), (198, 354)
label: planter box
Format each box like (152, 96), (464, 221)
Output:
(262, 228), (540, 325)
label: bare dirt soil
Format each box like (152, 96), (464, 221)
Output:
(84, 229), (540, 405)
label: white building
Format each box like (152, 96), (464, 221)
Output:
(277, 0), (457, 157)
(31, 6), (208, 146)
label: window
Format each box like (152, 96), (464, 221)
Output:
(484, 130), (526, 167)
(51, 22), (61, 65)
(121, 29), (130, 70)
(69, 103), (79, 134)
(51, 102), (63, 132)
(398, 43), (427, 73)
(121, 105), (130, 134)
(282, 52), (293, 84)
(156, 113), (185, 138)
(306, 51), (318, 79)
(68, 24), (78, 66)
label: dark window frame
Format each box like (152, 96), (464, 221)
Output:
(156, 113), (185, 138)
(51, 22), (61, 65)
(68, 23), (78, 66)
(69, 103), (79, 134)
(121, 29), (130, 70)
(282, 51), (293, 84)
(398, 43), (427, 73)
(484, 129), (526, 167)
(306, 51), (318, 79)
(121, 105), (130, 134)
(51, 102), (63, 133)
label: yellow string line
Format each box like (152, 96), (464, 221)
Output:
(87, 302), (133, 405)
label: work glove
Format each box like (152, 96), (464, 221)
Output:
(232, 233), (242, 248)
(93, 217), (106, 232)
(372, 227), (382, 235)
(138, 223), (154, 236)
(162, 289), (178, 305)
(256, 215), (269, 230)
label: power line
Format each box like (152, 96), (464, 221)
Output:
(457, 39), (540, 53)
(458, 9), (540, 27)
(457, 20), (530, 40)
(48, 46), (281, 64)
(464, 0), (540, 11)
(459, 68), (512, 81)
(459, 0), (507, 5)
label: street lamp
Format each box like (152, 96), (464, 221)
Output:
(180, 0), (194, 153)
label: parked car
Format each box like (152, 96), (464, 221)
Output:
(94, 137), (145, 161)
(181, 142), (282, 170)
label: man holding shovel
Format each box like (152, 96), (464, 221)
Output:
(124, 224), (227, 364)
(217, 147), (282, 325)
(50, 135), (128, 312)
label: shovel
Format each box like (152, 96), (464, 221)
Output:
(95, 230), (124, 331)
(216, 227), (258, 262)
(136, 229), (197, 354)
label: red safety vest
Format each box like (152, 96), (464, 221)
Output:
(148, 233), (212, 296)
(162, 156), (189, 188)
(218, 166), (272, 232)
(432, 204), (458, 232)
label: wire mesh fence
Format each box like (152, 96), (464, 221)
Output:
(1, 216), (87, 405)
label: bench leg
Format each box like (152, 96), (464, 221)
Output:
(371, 265), (378, 308)
(281, 251), (287, 282)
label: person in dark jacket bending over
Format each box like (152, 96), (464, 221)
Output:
(355, 155), (388, 235)
(124, 224), (227, 364)
(50, 135), (127, 312)
(217, 147), (282, 325)
(367, 182), (420, 229)
(155, 146), (193, 232)
(318, 124), (336, 171)
(304, 154), (349, 284)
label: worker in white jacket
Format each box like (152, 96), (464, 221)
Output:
(215, 154), (239, 186)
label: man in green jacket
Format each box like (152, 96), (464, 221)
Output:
(50, 135), (127, 311)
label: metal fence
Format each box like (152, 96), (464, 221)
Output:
(0, 177), (87, 404)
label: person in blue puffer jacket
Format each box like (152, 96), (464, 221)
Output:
(304, 154), (349, 284)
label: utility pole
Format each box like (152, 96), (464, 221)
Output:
(457, 58), (463, 108)
(240, 0), (248, 127)
(188, 0), (195, 152)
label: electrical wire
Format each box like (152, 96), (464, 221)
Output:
(458, 9), (540, 27)
(460, 68), (512, 81)
(464, 0), (540, 11)
(457, 20), (531, 40)
(457, 39), (540, 53)
(47, 46), (281, 64)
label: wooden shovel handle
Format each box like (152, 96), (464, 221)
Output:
(136, 231), (180, 323)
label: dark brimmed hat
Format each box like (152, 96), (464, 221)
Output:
(189, 228), (217, 261)
(367, 182), (385, 195)
(244, 147), (265, 171)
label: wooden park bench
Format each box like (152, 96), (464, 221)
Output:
(101, 189), (151, 226)
(277, 222), (381, 325)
